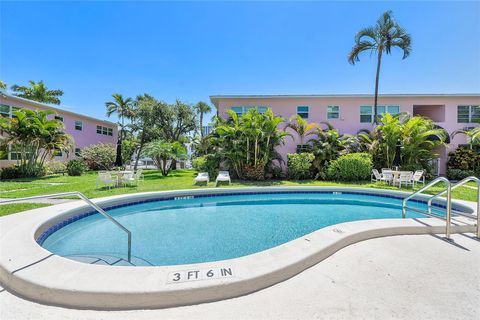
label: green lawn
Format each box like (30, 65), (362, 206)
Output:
(0, 169), (477, 216)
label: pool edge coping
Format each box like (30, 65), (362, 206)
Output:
(0, 186), (477, 310)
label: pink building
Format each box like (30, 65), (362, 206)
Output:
(211, 94), (480, 175)
(0, 92), (118, 168)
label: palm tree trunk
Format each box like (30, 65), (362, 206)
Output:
(374, 49), (383, 125)
(134, 133), (145, 171)
(199, 112), (204, 138)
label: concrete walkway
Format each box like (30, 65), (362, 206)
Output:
(1, 233), (479, 320)
(0, 198), (75, 205)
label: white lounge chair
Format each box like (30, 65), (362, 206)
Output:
(381, 169), (394, 185)
(96, 171), (114, 189)
(215, 171), (231, 186)
(412, 170), (425, 187)
(194, 172), (209, 185)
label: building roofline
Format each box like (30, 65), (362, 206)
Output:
(210, 93), (480, 107)
(0, 92), (117, 126)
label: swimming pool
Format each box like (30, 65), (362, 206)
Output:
(40, 191), (455, 266)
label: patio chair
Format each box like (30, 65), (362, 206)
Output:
(121, 171), (137, 187)
(215, 171), (231, 186)
(412, 170), (425, 187)
(135, 169), (144, 183)
(381, 169), (394, 185)
(194, 172), (209, 185)
(371, 169), (382, 183)
(396, 171), (414, 189)
(96, 171), (114, 189)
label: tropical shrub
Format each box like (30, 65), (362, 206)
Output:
(326, 153), (372, 181)
(287, 153), (314, 180)
(192, 154), (219, 178)
(66, 160), (86, 176)
(212, 109), (288, 180)
(309, 122), (358, 179)
(80, 143), (116, 170)
(142, 140), (187, 176)
(447, 148), (480, 171)
(0, 164), (46, 180)
(356, 113), (446, 171)
(45, 161), (67, 174)
(0, 108), (72, 177)
(446, 169), (477, 180)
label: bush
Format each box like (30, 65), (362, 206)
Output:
(447, 148), (480, 171)
(66, 160), (86, 176)
(446, 169), (477, 180)
(45, 161), (67, 174)
(287, 153), (314, 180)
(80, 143), (116, 170)
(192, 154), (219, 179)
(326, 153), (372, 181)
(0, 164), (46, 180)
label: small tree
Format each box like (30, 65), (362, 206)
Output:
(284, 114), (318, 148)
(142, 140), (187, 176)
(80, 143), (116, 170)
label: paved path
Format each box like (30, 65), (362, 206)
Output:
(0, 198), (75, 205)
(1, 233), (479, 320)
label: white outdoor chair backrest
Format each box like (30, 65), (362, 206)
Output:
(219, 171), (229, 176)
(412, 170), (424, 181)
(399, 172), (413, 182)
(123, 172), (134, 180)
(372, 169), (382, 179)
(98, 171), (112, 183)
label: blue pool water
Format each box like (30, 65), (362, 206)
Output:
(41, 192), (446, 266)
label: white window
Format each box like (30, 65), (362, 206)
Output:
(75, 148), (81, 157)
(297, 106), (309, 119)
(96, 125), (113, 136)
(458, 105), (480, 123)
(75, 120), (83, 131)
(327, 106), (340, 119)
(360, 105), (400, 123)
(0, 104), (9, 117)
(230, 106), (268, 116)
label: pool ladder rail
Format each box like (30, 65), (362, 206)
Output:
(402, 176), (480, 239)
(0, 192), (132, 262)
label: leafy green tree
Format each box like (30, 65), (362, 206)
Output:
(356, 113), (447, 170)
(0, 108), (72, 176)
(195, 101), (212, 138)
(213, 108), (288, 179)
(0, 80), (6, 90)
(348, 10), (412, 123)
(142, 140), (187, 176)
(284, 114), (318, 147)
(11, 80), (64, 105)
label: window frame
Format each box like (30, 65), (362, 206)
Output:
(296, 106), (309, 119)
(74, 120), (83, 131)
(327, 105), (340, 120)
(75, 148), (81, 157)
(230, 106), (268, 116)
(458, 105), (480, 123)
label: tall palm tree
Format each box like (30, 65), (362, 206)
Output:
(105, 93), (134, 140)
(195, 101), (212, 137)
(11, 80), (64, 105)
(284, 114), (318, 146)
(106, 93), (134, 166)
(348, 10), (412, 124)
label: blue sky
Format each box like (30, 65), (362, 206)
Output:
(1, 1), (479, 123)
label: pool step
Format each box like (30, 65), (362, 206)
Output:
(65, 254), (152, 266)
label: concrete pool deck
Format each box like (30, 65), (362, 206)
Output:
(1, 233), (479, 320)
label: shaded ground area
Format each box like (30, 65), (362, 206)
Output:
(1, 233), (479, 320)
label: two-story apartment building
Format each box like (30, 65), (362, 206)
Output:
(0, 92), (118, 168)
(211, 94), (480, 175)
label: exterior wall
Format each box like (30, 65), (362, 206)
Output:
(0, 94), (118, 168)
(213, 95), (480, 175)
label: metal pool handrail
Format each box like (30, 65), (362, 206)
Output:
(427, 176), (480, 238)
(0, 192), (132, 262)
(402, 177), (452, 238)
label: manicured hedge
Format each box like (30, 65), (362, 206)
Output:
(326, 153), (372, 181)
(287, 153), (314, 180)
